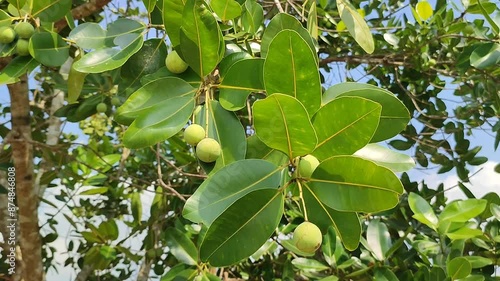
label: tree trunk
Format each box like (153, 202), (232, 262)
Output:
(8, 73), (44, 281)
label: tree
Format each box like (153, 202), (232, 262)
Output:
(0, 0), (498, 280)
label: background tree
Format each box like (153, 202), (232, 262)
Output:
(0, 0), (498, 280)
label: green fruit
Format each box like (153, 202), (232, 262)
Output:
(96, 102), (107, 113)
(297, 155), (320, 178)
(0, 26), (16, 44)
(14, 22), (34, 39)
(165, 50), (188, 74)
(184, 124), (206, 146)
(428, 58), (437, 66)
(111, 97), (121, 106)
(16, 39), (30, 56)
(196, 138), (221, 163)
(292, 222), (322, 253)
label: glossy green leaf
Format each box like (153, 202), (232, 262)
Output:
(264, 30), (321, 115)
(211, 0), (241, 20)
(160, 265), (196, 281)
(6, 0), (26, 9)
(446, 225), (483, 240)
(336, 0), (374, 53)
(463, 256), (493, 268)
(490, 203), (500, 220)
(261, 13), (317, 62)
(430, 267), (446, 281)
(307, 3), (318, 40)
(194, 100), (247, 173)
(73, 33), (144, 73)
(310, 156), (404, 213)
(99, 245), (117, 260)
(121, 39), (168, 82)
(67, 58), (88, 104)
(253, 94), (317, 159)
(98, 220), (119, 241)
(164, 227), (198, 265)
(367, 219), (392, 261)
(246, 135), (289, 166)
(32, 0), (71, 21)
(123, 95), (195, 148)
(241, 0), (263, 35)
(219, 58), (264, 111)
(116, 77), (196, 124)
(480, 192), (500, 219)
(68, 23), (107, 49)
(354, 144), (415, 172)
(323, 83), (410, 142)
(281, 239), (315, 257)
(312, 97), (381, 160)
(79, 187), (109, 195)
(0, 56), (38, 85)
(183, 159), (282, 225)
(29, 31), (70, 67)
(408, 192), (438, 229)
(470, 43), (500, 70)
(161, 0), (185, 47)
(180, 0), (224, 77)
(447, 257), (472, 280)
(291, 258), (330, 271)
(200, 189), (283, 266)
(0, 9), (13, 27)
(302, 182), (361, 250)
(131, 192), (142, 223)
(439, 199), (487, 223)
(374, 267), (399, 281)
(104, 18), (145, 47)
(142, 0), (156, 12)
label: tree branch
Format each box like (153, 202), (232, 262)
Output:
(55, 0), (113, 32)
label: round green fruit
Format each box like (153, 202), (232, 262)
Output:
(298, 155), (320, 178)
(0, 26), (16, 44)
(292, 222), (322, 253)
(16, 39), (30, 56)
(96, 102), (107, 113)
(111, 97), (121, 106)
(428, 58), (437, 66)
(196, 138), (221, 163)
(165, 50), (188, 74)
(14, 22), (34, 39)
(184, 124), (206, 146)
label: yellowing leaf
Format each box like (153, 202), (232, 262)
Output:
(416, 1), (433, 21)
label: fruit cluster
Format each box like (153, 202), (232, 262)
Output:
(0, 21), (35, 56)
(184, 124), (221, 163)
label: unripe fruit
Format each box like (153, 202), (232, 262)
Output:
(297, 155), (320, 178)
(14, 22), (34, 39)
(0, 26), (16, 44)
(292, 222), (322, 253)
(428, 58), (437, 66)
(184, 124), (206, 146)
(111, 97), (121, 106)
(16, 39), (30, 56)
(96, 102), (107, 113)
(165, 50), (188, 74)
(196, 138), (221, 163)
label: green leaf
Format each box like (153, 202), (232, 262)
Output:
(480, 192), (500, 219)
(162, 0), (186, 47)
(183, 159), (282, 225)
(131, 192), (142, 223)
(180, 0), (224, 77)
(310, 156), (403, 213)
(281, 239), (315, 257)
(477, 0), (499, 35)
(307, 2), (318, 40)
(67, 58), (88, 104)
(246, 135), (289, 166)
(116, 77), (196, 125)
(98, 220), (119, 241)
(354, 144), (415, 172)
(211, 0), (242, 20)
(0, 56), (39, 85)
(68, 23), (107, 49)
(323, 82), (410, 142)
(264, 29), (321, 115)
(446, 225), (483, 240)
(253, 94), (317, 159)
(491, 203), (500, 220)
(302, 182), (361, 250)
(7, 0), (26, 9)
(470, 43), (500, 70)
(123, 95), (195, 148)
(374, 267), (399, 281)
(142, 0), (156, 13)
(241, 0), (263, 35)
(99, 245), (117, 260)
(261, 13), (317, 62)
(73, 33), (144, 73)
(408, 192), (438, 229)
(200, 189), (283, 266)
(79, 187), (109, 195)
(447, 257), (472, 280)
(0, 9), (13, 27)
(29, 31), (70, 67)
(194, 100), (247, 173)
(439, 199), (488, 223)
(336, 0), (374, 53)
(32, 0), (71, 21)
(366, 219), (392, 261)
(164, 227), (198, 265)
(121, 39), (168, 82)
(291, 258), (330, 271)
(219, 58), (264, 111)
(462, 256), (493, 268)
(311, 97), (381, 160)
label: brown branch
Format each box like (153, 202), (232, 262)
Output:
(55, 0), (113, 32)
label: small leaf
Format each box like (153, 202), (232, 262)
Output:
(164, 227), (198, 265)
(408, 192), (438, 229)
(447, 257), (472, 280)
(336, 0), (374, 53)
(0, 56), (39, 85)
(491, 203), (500, 220)
(67, 57), (88, 104)
(241, 0), (263, 35)
(366, 219), (392, 261)
(79, 187), (109, 195)
(291, 258), (330, 271)
(131, 192), (142, 223)
(211, 0), (242, 20)
(439, 199), (488, 223)
(470, 43), (500, 70)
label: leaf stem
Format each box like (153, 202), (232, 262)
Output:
(297, 181), (308, 221)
